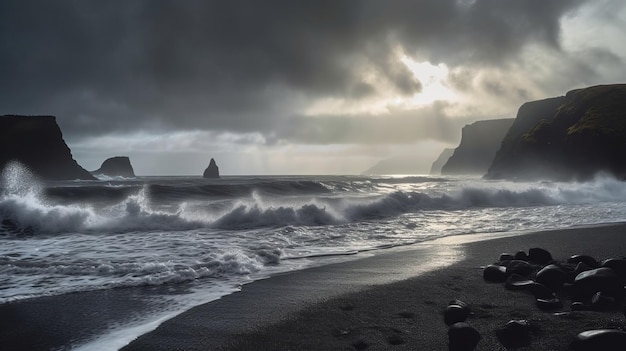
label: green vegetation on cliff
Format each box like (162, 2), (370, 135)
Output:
(486, 84), (626, 180)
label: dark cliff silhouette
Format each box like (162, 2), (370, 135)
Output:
(203, 158), (220, 178)
(486, 84), (626, 181)
(0, 115), (95, 180)
(441, 119), (514, 175)
(429, 148), (454, 175)
(92, 157), (135, 177)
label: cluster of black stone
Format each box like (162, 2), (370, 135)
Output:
(483, 247), (626, 350)
(444, 299), (480, 351)
(444, 298), (535, 350)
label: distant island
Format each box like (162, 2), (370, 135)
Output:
(441, 119), (514, 175)
(361, 155), (425, 175)
(203, 158), (220, 178)
(486, 84), (626, 181)
(0, 115), (95, 180)
(92, 156), (136, 178)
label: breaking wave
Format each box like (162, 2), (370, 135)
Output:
(2, 162), (626, 235)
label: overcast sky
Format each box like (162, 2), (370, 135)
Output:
(1, 0), (625, 175)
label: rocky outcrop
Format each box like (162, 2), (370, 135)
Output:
(203, 158), (220, 178)
(429, 148), (454, 175)
(486, 84), (626, 180)
(441, 119), (514, 175)
(0, 115), (95, 180)
(92, 157), (135, 177)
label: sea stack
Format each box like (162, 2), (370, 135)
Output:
(92, 156), (135, 177)
(0, 115), (96, 180)
(203, 158), (220, 178)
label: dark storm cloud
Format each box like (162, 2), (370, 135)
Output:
(0, 0), (583, 140)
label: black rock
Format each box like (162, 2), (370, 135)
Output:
(568, 255), (600, 269)
(571, 301), (589, 311)
(601, 258), (626, 282)
(483, 265), (507, 282)
(574, 267), (622, 300)
(203, 158), (220, 178)
(590, 291), (616, 311)
(570, 262), (593, 282)
(92, 156), (135, 177)
(536, 297), (562, 311)
(506, 260), (534, 277)
(528, 247), (552, 265)
(535, 264), (567, 291)
(444, 304), (470, 325)
(495, 320), (531, 348)
(571, 329), (626, 350)
(448, 299), (469, 310)
(499, 253), (515, 262)
(514, 251), (528, 261)
(352, 340), (369, 350)
(505, 274), (534, 291)
(448, 322), (480, 351)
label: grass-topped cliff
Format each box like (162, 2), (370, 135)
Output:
(486, 84), (626, 180)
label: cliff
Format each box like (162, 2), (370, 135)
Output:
(486, 84), (626, 180)
(0, 115), (95, 180)
(92, 156), (136, 177)
(429, 148), (454, 175)
(441, 118), (514, 175)
(203, 158), (220, 178)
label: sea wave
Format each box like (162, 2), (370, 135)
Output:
(2, 162), (626, 234)
(0, 246), (279, 303)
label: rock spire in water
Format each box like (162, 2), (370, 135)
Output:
(203, 158), (220, 178)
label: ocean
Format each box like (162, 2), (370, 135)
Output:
(2, 161), (626, 350)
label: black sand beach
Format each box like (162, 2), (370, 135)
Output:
(0, 282), (200, 351)
(124, 223), (626, 350)
(3, 224), (626, 350)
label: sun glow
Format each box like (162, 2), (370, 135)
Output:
(304, 50), (459, 117)
(399, 56), (458, 106)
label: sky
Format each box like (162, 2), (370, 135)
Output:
(1, 0), (626, 175)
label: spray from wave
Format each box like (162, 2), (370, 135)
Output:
(0, 162), (204, 234)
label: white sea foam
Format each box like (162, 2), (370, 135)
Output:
(93, 174), (135, 181)
(3, 168), (626, 236)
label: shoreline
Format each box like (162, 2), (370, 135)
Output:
(123, 223), (626, 350)
(2, 222), (626, 350)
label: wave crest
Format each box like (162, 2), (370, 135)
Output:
(212, 203), (340, 229)
(2, 168), (626, 234)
